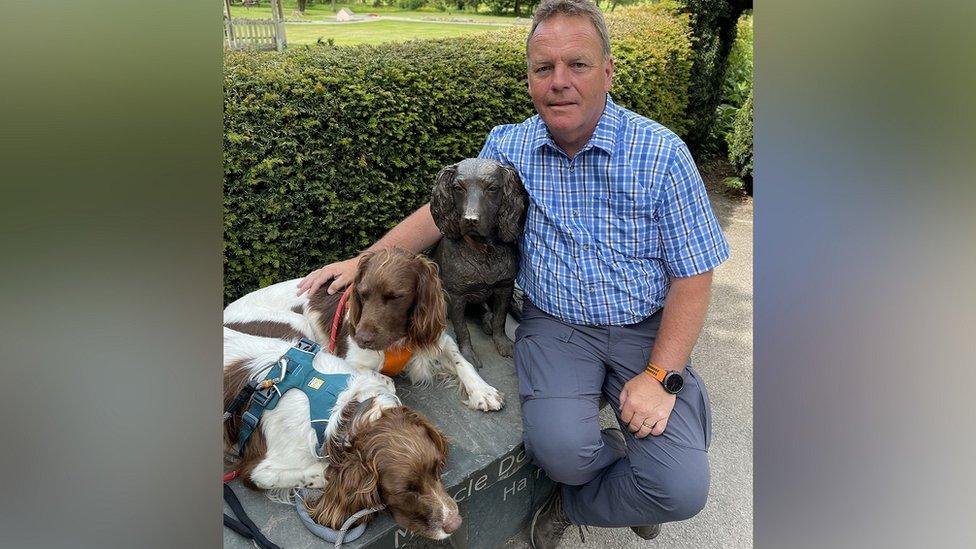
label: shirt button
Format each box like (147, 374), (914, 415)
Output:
(572, 209), (579, 217)
(589, 286), (595, 293)
(569, 164), (575, 171)
(582, 244), (590, 251)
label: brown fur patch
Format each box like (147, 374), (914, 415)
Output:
(223, 359), (270, 489)
(224, 320), (304, 341)
(291, 303), (304, 314)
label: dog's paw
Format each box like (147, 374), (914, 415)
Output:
(302, 464), (327, 488)
(464, 385), (505, 412)
(493, 335), (514, 358)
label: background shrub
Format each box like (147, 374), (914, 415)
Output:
(727, 88), (753, 193)
(672, 0), (752, 148)
(705, 13), (751, 155)
(396, 0), (428, 9)
(223, 6), (692, 302)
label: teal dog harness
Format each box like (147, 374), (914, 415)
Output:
(237, 338), (350, 457)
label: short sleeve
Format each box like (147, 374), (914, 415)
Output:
(656, 142), (730, 277)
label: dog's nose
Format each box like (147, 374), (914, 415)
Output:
(443, 513), (462, 534)
(355, 330), (376, 348)
(462, 214), (479, 226)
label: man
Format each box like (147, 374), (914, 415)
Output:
(298, 0), (729, 546)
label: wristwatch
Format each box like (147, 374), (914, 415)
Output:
(644, 362), (684, 394)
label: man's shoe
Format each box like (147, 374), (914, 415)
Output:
(631, 523), (662, 540)
(530, 487), (573, 549)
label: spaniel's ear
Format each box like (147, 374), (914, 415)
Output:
(346, 252), (374, 332)
(430, 163), (461, 239)
(420, 414), (449, 468)
(402, 407), (448, 468)
(496, 165), (527, 244)
(310, 448), (381, 529)
(408, 254), (446, 351)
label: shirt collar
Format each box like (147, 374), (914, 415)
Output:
(531, 94), (620, 157)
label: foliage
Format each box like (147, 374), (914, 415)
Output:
(607, 6), (695, 136)
(702, 13), (751, 156)
(485, 0), (540, 16)
(727, 88), (752, 193)
(722, 14), (752, 107)
(721, 176), (743, 192)
(671, 0), (751, 148)
(223, 7), (692, 301)
(396, 0), (427, 9)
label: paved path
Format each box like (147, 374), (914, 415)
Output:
(503, 180), (754, 548)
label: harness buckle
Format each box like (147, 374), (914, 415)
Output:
(251, 387), (275, 408)
(295, 338), (318, 353)
(241, 411), (260, 430)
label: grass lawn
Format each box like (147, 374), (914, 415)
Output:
(229, 1), (529, 24)
(284, 19), (499, 46)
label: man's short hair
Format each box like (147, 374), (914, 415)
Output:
(527, 0), (612, 59)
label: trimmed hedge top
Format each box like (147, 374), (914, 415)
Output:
(224, 6), (693, 302)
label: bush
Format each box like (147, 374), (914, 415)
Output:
(223, 7), (693, 302)
(703, 13), (751, 155)
(727, 88), (752, 193)
(672, 0), (751, 148)
(607, 7), (695, 137)
(722, 14), (752, 108)
(396, 0), (427, 9)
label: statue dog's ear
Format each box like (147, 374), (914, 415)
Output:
(430, 163), (461, 239)
(496, 165), (527, 244)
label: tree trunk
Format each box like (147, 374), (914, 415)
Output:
(514, 0), (521, 17)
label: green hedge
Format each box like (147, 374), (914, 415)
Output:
(223, 6), (693, 302)
(727, 88), (752, 186)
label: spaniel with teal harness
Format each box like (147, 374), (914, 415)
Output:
(225, 338), (383, 545)
(236, 338), (349, 458)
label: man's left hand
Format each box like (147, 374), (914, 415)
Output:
(620, 373), (677, 438)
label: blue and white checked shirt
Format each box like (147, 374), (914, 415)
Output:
(478, 95), (729, 325)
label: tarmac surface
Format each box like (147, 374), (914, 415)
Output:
(502, 180), (754, 549)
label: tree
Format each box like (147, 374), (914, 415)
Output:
(678, 0), (752, 148)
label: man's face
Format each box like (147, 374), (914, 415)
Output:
(527, 15), (614, 155)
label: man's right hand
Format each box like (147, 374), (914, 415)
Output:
(296, 256), (360, 297)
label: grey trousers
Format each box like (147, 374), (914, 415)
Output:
(514, 300), (712, 527)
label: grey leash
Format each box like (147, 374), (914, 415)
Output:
(296, 396), (385, 546)
(295, 489), (386, 547)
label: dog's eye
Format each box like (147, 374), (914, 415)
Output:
(453, 182), (464, 191)
(384, 293), (404, 301)
(486, 185), (498, 193)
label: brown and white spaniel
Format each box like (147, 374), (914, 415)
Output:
(223, 329), (462, 539)
(224, 248), (504, 411)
